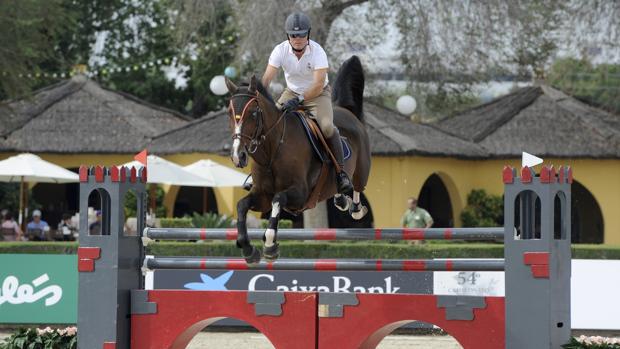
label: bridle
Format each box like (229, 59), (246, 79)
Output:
(228, 91), (287, 167)
(229, 93), (263, 153)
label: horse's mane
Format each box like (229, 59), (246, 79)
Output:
(239, 80), (276, 106)
(332, 55), (365, 121)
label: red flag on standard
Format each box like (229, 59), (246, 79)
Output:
(134, 149), (148, 167)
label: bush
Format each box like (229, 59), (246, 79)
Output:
(460, 189), (503, 227)
(123, 186), (166, 218)
(191, 212), (234, 228)
(259, 219), (293, 229)
(159, 217), (193, 228)
(0, 327), (77, 349)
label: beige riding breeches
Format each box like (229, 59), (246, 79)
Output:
(277, 86), (335, 137)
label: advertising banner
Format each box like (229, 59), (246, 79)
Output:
(0, 254), (77, 323)
(154, 269), (434, 294)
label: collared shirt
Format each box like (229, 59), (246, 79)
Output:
(27, 220), (49, 239)
(268, 40), (329, 95)
(27, 220), (49, 230)
(401, 207), (433, 228)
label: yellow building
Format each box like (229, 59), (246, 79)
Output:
(1, 78), (618, 244)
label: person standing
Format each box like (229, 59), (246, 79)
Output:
(401, 197), (433, 229)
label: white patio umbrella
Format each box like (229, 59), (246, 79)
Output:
(0, 153), (79, 226)
(183, 159), (250, 187)
(183, 159), (251, 213)
(123, 155), (214, 213)
(122, 155), (212, 187)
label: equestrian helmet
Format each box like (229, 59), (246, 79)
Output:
(285, 12), (311, 35)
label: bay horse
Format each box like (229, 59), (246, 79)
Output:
(225, 55), (371, 263)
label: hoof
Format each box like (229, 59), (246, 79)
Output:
(263, 243), (280, 262)
(334, 194), (350, 212)
(242, 245), (261, 265)
(350, 203), (368, 220)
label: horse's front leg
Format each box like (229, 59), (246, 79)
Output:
(263, 190), (291, 261)
(236, 193), (261, 264)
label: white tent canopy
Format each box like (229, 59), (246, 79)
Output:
(183, 159), (250, 187)
(122, 154), (211, 187)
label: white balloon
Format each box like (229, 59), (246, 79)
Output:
(396, 95), (417, 115)
(210, 75), (228, 95)
(270, 82), (284, 96)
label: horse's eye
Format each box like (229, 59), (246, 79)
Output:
(251, 111), (258, 118)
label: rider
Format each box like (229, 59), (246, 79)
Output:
(261, 12), (353, 194)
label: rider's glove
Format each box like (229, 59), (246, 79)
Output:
(282, 95), (303, 112)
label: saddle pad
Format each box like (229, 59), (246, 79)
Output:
(292, 112), (351, 163)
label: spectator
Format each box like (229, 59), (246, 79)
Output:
(1, 212), (23, 241)
(89, 210), (102, 235)
(27, 209), (50, 241)
(58, 213), (77, 241)
(401, 197), (433, 229)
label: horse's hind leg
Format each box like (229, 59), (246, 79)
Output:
(349, 190), (368, 220)
(236, 193), (261, 264)
(334, 193), (350, 211)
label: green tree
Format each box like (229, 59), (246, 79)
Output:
(2, 0), (237, 117)
(0, 0), (73, 99)
(547, 58), (620, 114)
(170, 0), (238, 116)
(460, 189), (503, 228)
(85, 0), (238, 116)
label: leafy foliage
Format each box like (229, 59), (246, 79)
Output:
(562, 336), (620, 349)
(0, 183), (40, 216)
(1, 240), (620, 259)
(259, 219), (293, 229)
(159, 217), (193, 228)
(548, 58), (620, 114)
(460, 189), (504, 227)
(191, 212), (234, 229)
(0, 327), (77, 349)
(123, 186), (166, 218)
(0, 0), (73, 99)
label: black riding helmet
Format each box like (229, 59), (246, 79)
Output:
(285, 12), (311, 52)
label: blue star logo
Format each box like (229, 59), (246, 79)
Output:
(184, 271), (234, 291)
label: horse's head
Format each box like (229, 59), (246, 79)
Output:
(225, 76), (263, 168)
(226, 75), (279, 168)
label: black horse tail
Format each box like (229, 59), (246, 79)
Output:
(332, 55), (365, 122)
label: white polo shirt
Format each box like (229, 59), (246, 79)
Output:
(268, 40), (329, 95)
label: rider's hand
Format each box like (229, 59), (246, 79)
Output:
(282, 96), (302, 112)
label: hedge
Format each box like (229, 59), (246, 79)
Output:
(1, 241), (620, 259)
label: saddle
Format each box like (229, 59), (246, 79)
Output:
(290, 111), (351, 212)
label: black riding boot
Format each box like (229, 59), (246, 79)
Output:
(327, 128), (353, 193)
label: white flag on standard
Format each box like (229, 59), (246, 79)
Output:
(522, 151), (543, 168)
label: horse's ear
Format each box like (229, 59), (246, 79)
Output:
(249, 75), (257, 93)
(225, 77), (238, 93)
